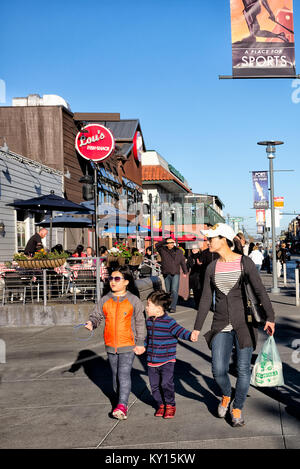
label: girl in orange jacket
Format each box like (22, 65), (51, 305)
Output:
(85, 266), (146, 420)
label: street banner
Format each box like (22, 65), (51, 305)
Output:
(266, 208), (281, 227)
(230, 0), (296, 77)
(256, 209), (266, 225)
(252, 171), (269, 209)
(274, 196), (284, 207)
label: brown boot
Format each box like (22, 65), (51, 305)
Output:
(163, 404), (176, 419)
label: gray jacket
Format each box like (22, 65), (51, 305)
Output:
(194, 256), (275, 350)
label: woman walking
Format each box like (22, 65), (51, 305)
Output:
(191, 223), (275, 427)
(85, 266), (146, 420)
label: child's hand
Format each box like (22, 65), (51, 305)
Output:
(134, 346), (145, 355)
(85, 321), (93, 331)
(191, 330), (200, 342)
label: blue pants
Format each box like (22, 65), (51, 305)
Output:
(164, 274), (180, 311)
(107, 351), (135, 407)
(211, 331), (253, 410)
(148, 362), (175, 406)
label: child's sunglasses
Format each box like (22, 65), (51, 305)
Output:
(108, 276), (124, 282)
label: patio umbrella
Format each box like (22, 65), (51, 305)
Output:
(38, 214), (93, 228)
(7, 190), (89, 248)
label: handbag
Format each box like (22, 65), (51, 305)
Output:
(251, 335), (284, 387)
(241, 256), (266, 325)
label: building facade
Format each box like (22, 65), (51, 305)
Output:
(141, 151), (225, 248)
(0, 94), (146, 251)
(0, 148), (63, 261)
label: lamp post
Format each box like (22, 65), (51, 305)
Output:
(257, 140), (283, 294)
(148, 193), (155, 275)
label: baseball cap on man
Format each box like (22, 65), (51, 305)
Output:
(201, 223), (236, 243)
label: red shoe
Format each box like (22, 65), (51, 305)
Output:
(163, 404), (176, 419)
(155, 404), (165, 417)
(112, 404), (128, 420)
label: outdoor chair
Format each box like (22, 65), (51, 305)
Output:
(73, 269), (96, 303)
(2, 272), (33, 305)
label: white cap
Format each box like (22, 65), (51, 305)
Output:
(201, 223), (236, 243)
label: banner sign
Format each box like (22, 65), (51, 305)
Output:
(252, 171), (269, 208)
(256, 209), (266, 225)
(230, 0), (295, 77)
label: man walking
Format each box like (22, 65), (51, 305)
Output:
(156, 238), (188, 313)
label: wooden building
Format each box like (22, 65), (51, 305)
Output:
(0, 95), (145, 251)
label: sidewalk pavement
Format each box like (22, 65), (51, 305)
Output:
(0, 271), (299, 451)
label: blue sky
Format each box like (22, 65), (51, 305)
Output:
(2, 0), (300, 237)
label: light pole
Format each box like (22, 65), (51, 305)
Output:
(257, 140), (283, 294)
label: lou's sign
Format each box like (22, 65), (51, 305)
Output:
(75, 124), (115, 162)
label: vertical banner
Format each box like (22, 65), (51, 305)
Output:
(256, 209), (266, 224)
(252, 171), (269, 208)
(230, 0), (295, 77)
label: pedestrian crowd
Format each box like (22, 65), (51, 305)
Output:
(85, 223), (279, 428)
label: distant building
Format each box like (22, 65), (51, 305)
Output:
(141, 150), (225, 248)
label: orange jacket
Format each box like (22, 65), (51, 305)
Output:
(89, 292), (146, 354)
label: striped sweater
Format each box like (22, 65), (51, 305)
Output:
(215, 259), (241, 332)
(145, 313), (192, 366)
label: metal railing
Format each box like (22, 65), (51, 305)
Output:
(0, 256), (162, 306)
(0, 257), (106, 306)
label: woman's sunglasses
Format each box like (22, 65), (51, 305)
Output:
(108, 276), (124, 282)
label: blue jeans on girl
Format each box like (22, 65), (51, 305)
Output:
(107, 351), (135, 407)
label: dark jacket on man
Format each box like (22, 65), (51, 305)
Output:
(193, 255), (275, 350)
(156, 241), (188, 276)
(24, 233), (42, 256)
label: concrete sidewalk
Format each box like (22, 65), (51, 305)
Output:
(0, 271), (299, 450)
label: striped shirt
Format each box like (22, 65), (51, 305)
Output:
(145, 314), (192, 367)
(215, 259), (241, 332)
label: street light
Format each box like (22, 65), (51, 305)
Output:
(257, 140), (283, 294)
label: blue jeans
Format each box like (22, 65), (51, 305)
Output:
(107, 351), (135, 407)
(211, 331), (253, 410)
(164, 274), (180, 311)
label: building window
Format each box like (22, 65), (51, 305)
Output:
(17, 221), (26, 250)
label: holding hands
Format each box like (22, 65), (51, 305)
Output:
(190, 330), (200, 342)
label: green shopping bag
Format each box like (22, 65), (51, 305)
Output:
(251, 336), (284, 387)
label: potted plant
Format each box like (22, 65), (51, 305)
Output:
(107, 243), (132, 266)
(13, 250), (69, 269)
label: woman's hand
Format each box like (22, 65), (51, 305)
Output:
(85, 321), (93, 331)
(264, 321), (275, 336)
(134, 346), (145, 355)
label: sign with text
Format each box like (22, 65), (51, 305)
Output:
(274, 196), (284, 207)
(252, 171), (269, 209)
(230, 0), (295, 77)
(75, 124), (115, 162)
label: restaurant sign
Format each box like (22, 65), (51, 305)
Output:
(75, 124), (115, 162)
